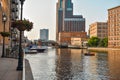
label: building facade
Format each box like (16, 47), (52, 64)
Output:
(59, 32), (87, 45)
(89, 22), (108, 39)
(0, 0), (11, 44)
(40, 29), (49, 41)
(10, 0), (20, 47)
(56, 0), (85, 42)
(108, 6), (120, 48)
(71, 37), (88, 47)
(0, 0), (20, 45)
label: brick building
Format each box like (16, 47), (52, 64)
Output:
(0, 0), (20, 45)
(108, 6), (120, 48)
(89, 22), (108, 39)
(0, 0), (10, 44)
(58, 32), (87, 45)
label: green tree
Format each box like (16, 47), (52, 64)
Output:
(88, 37), (100, 47)
(96, 37), (108, 47)
(98, 39), (104, 47)
(103, 37), (108, 47)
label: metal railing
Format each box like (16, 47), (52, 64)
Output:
(5, 45), (19, 59)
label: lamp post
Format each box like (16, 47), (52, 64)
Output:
(1, 13), (7, 57)
(17, 0), (25, 71)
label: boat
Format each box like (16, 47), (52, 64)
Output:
(29, 46), (47, 53)
(84, 53), (95, 56)
(25, 50), (37, 54)
(25, 47), (37, 54)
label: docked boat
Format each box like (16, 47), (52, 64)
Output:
(25, 47), (37, 54)
(29, 46), (47, 53)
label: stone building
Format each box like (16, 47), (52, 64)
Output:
(108, 6), (120, 48)
(89, 22), (108, 39)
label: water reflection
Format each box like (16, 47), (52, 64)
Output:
(56, 49), (72, 80)
(25, 49), (120, 80)
(108, 50), (120, 80)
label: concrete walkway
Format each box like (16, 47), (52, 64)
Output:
(88, 47), (120, 51)
(0, 45), (22, 80)
(25, 59), (34, 80)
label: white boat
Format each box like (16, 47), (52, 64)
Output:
(25, 47), (37, 54)
(29, 46), (47, 52)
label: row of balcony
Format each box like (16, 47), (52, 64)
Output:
(12, 0), (19, 5)
(11, 0), (20, 20)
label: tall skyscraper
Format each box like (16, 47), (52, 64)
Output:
(40, 29), (49, 41)
(108, 6), (120, 48)
(56, 0), (85, 42)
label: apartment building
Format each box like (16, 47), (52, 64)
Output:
(0, 0), (20, 45)
(0, 0), (10, 44)
(89, 22), (108, 39)
(108, 6), (120, 48)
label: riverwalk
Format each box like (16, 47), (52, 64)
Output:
(0, 45), (22, 80)
(25, 59), (34, 80)
(88, 47), (120, 51)
(0, 45), (34, 80)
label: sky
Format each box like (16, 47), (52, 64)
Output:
(23, 0), (120, 41)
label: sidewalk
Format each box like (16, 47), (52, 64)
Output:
(88, 47), (120, 51)
(25, 59), (34, 80)
(0, 45), (22, 80)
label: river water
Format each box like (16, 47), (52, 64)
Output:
(25, 48), (120, 80)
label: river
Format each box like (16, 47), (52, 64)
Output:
(25, 48), (120, 80)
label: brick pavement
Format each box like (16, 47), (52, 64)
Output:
(0, 45), (22, 80)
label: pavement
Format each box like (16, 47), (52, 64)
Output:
(0, 45), (22, 80)
(25, 59), (34, 80)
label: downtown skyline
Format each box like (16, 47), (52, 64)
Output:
(23, 0), (120, 41)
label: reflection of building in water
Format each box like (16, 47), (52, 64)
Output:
(70, 49), (84, 79)
(96, 53), (109, 80)
(108, 50), (120, 79)
(55, 49), (120, 80)
(56, 49), (72, 80)
(83, 52), (98, 80)
(56, 49), (89, 79)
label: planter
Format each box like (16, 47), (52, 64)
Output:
(0, 32), (10, 37)
(11, 19), (33, 31)
(17, 26), (26, 31)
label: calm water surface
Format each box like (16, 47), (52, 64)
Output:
(25, 48), (120, 80)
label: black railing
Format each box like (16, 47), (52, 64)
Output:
(5, 45), (19, 59)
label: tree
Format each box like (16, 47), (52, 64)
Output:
(88, 37), (100, 47)
(103, 37), (108, 47)
(98, 39), (104, 47)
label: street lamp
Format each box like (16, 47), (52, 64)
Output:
(17, 0), (25, 71)
(1, 13), (7, 57)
